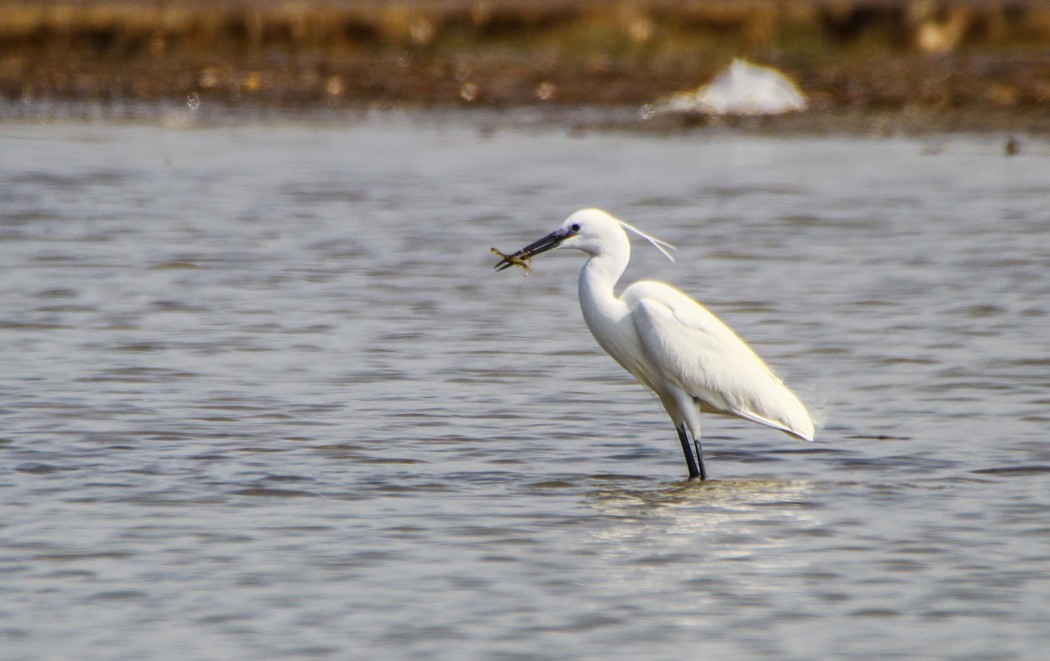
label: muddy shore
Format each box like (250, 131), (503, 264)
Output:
(3, 0), (1050, 132)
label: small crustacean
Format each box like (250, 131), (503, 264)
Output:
(491, 247), (533, 274)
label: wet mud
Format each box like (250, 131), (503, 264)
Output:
(3, 0), (1049, 132)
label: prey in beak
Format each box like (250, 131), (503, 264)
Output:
(492, 225), (579, 273)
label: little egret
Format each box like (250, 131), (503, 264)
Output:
(494, 208), (816, 479)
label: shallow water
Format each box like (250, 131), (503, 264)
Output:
(2, 115), (1049, 659)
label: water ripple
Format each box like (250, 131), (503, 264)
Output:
(1, 121), (1048, 660)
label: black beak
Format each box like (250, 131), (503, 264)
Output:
(494, 227), (576, 271)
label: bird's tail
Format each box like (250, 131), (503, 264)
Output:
(738, 386), (817, 442)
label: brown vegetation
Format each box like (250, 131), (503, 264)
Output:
(2, 1), (1049, 129)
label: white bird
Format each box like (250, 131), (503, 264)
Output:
(661, 58), (807, 117)
(495, 208), (816, 479)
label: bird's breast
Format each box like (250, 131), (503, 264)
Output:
(580, 294), (663, 393)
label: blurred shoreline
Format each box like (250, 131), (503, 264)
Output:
(3, 0), (1050, 132)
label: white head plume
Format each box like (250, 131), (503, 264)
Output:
(616, 219), (677, 263)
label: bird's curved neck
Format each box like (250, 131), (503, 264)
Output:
(578, 251), (629, 324)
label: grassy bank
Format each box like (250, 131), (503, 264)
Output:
(2, 0), (1049, 130)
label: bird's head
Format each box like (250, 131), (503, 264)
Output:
(494, 208), (675, 272)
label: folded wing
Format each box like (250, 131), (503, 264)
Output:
(627, 281), (815, 441)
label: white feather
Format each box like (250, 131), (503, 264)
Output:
(616, 219), (676, 263)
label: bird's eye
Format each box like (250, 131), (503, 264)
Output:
(571, 223), (581, 232)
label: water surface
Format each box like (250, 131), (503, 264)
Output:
(2, 116), (1049, 659)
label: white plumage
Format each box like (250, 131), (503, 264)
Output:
(495, 208), (816, 479)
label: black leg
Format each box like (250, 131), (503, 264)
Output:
(694, 436), (708, 481)
(677, 424), (702, 479)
